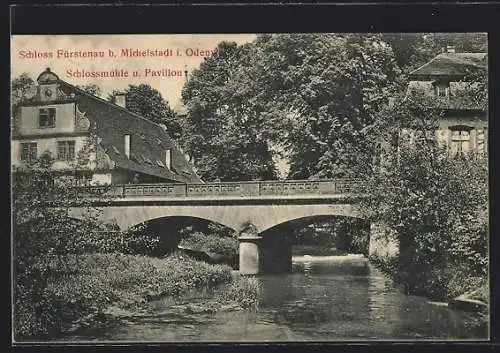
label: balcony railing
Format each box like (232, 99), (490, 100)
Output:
(75, 179), (363, 199)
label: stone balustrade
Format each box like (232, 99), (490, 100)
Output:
(76, 179), (363, 198)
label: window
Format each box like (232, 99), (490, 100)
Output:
(436, 129), (448, 149)
(57, 140), (75, 161)
(39, 108), (56, 128)
(483, 127), (488, 154)
(20, 142), (37, 162)
(449, 126), (473, 156)
(477, 128), (488, 155)
(76, 172), (92, 186)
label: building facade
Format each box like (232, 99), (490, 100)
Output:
(12, 68), (201, 185)
(406, 49), (488, 156)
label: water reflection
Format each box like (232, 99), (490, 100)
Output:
(60, 256), (488, 342)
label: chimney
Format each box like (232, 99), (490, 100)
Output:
(165, 149), (172, 170)
(446, 45), (456, 53)
(115, 92), (126, 108)
(124, 134), (131, 159)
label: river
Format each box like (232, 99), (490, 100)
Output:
(61, 255), (488, 342)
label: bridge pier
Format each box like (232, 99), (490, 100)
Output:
(239, 235), (262, 275)
(260, 230), (293, 274)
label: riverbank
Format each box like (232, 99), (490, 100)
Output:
(59, 257), (488, 341)
(369, 256), (489, 317)
(14, 252), (260, 341)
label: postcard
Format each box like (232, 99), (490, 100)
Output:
(11, 33), (489, 343)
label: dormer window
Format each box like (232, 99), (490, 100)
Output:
(433, 81), (450, 98)
(39, 108), (56, 128)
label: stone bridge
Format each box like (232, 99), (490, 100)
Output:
(70, 179), (398, 274)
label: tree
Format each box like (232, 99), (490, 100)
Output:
(255, 33), (402, 179)
(11, 73), (36, 108)
(76, 83), (102, 97)
(381, 33), (488, 74)
(359, 92), (488, 299)
(181, 41), (278, 181)
(11, 73), (36, 134)
(12, 136), (160, 339)
(108, 84), (182, 139)
(181, 34), (403, 181)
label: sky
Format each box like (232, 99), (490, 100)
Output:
(11, 34), (257, 107)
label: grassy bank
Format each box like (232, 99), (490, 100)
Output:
(14, 252), (260, 341)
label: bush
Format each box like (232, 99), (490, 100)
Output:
(360, 96), (489, 301)
(13, 253), (234, 341)
(179, 232), (238, 259)
(216, 276), (262, 310)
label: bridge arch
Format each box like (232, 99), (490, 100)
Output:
(69, 202), (363, 234)
(130, 215), (238, 232)
(71, 205), (241, 232)
(257, 207), (364, 235)
(259, 214), (364, 234)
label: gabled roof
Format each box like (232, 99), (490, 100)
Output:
(65, 82), (201, 183)
(20, 69), (201, 184)
(37, 67), (60, 84)
(409, 53), (487, 80)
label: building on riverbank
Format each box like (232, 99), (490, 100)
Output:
(406, 47), (488, 156)
(12, 68), (201, 185)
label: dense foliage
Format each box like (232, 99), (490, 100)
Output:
(12, 152), (255, 340)
(180, 41), (278, 181)
(76, 83), (102, 97)
(181, 34), (404, 180)
(11, 73), (36, 109)
(380, 33), (488, 74)
(12, 149), (144, 339)
(15, 252), (234, 339)
(292, 218), (370, 255)
(179, 232), (238, 260)
(108, 84), (182, 139)
(181, 33), (487, 182)
(360, 93), (488, 300)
